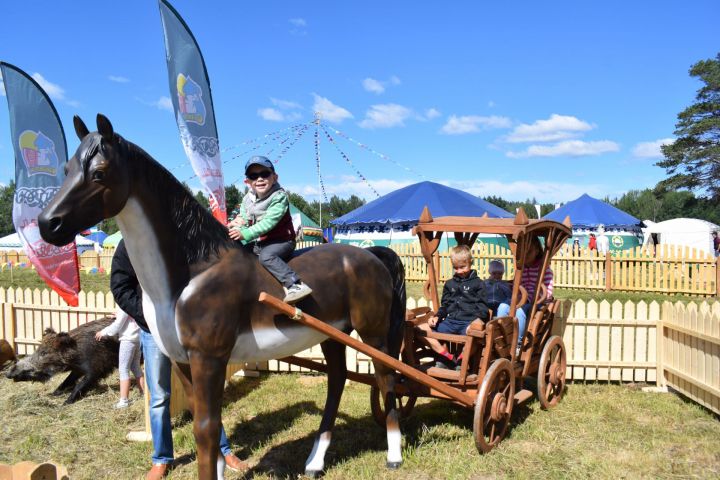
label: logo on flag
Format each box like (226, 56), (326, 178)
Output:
(18, 130), (59, 176)
(176, 73), (206, 125)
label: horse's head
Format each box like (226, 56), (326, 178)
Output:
(39, 114), (130, 246)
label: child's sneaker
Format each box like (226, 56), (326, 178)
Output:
(114, 398), (131, 409)
(283, 282), (312, 303)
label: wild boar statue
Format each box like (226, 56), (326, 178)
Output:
(0, 339), (16, 369)
(5, 317), (120, 404)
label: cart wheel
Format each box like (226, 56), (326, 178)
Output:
(537, 335), (566, 410)
(473, 358), (514, 453)
(370, 385), (417, 427)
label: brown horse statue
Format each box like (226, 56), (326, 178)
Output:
(38, 114), (407, 479)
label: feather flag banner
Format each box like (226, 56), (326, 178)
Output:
(159, 0), (227, 223)
(0, 62), (80, 306)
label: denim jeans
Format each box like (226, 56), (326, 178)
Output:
(496, 303), (528, 346)
(141, 330), (232, 464)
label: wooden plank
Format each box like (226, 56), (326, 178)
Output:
(579, 299), (594, 381)
(597, 300), (610, 380)
(609, 301), (623, 381)
(635, 301), (649, 382)
(572, 299), (586, 380)
(622, 301), (636, 382)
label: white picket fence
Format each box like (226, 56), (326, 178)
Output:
(0, 288), (718, 418)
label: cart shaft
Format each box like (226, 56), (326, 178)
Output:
(258, 292), (476, 407)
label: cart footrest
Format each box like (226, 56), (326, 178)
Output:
(425, 367), (478, 384)
(514, 388), (533, 405)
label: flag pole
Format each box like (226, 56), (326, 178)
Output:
(314, 112), (322, 229)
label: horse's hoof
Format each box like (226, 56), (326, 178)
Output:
(304, 469), (322, 478)
(386, 461), (402, 469)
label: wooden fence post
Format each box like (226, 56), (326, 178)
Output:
(8, 304), (16, 351)
(715, 255), (720, 297)
(605, 251), (612, 292)
(655, 302), (665, 388)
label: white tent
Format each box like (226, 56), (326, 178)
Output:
(642, 218), (719, 255)
(0, 232), (97, 254)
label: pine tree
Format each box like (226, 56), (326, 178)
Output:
(657, 53), (720, 200)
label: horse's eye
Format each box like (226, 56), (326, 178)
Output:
(92, 170), (105, 182)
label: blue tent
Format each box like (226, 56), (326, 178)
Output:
(543, 193), (641, 230)
(332, 181), (512, 225)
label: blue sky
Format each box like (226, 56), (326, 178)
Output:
(0, 1), (717, 204)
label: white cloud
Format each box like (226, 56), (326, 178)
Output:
(311, 94), (353, 123)
(632, 138), (674, 158)
(258, 108), (284, 121)
(488, 100), (496, 108)
(289, 18), (307, 35)
(440, 115), (512, 134)
(423, 108), (441, 120)
(31, 73), (64, 100)
(108, 75), (130, 83)
(359, 103), (413, 129)
(507, 140), (619, 158)
(257, 107), (302, 122)
(362, 78), (385, 94)
(506, 114), (593, 143)
(362, 75), (401, 94)
(258, 98), (303, 121)
(449, 179), (606, 203)
(270, 97), (302, 110)
(153, 96), (173, 111)
(30, 72), (80, 106)
(287, 176), (413, 199)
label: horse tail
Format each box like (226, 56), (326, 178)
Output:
(366, 246), (406, 358)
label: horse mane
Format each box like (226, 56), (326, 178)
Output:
(122, 137), (233, 264)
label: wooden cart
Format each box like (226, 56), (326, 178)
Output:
(260, 206), (572, 454)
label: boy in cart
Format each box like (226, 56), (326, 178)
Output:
(417, 244), (490, 368)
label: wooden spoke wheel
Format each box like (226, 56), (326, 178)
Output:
(537, 335), (567, 410)
(473, 358), (515, 453)
(370, 385), (417, 427)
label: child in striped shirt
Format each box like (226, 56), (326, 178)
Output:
(498, 237), (553, 347)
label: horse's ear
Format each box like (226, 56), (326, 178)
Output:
(73, 116), (90, 140)
(96, 114), (114, 143)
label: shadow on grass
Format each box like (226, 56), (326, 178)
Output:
(171, 374), (271, 430)
(235, 391), (545, 478)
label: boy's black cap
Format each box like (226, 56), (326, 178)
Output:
(245, 155), (274, 174)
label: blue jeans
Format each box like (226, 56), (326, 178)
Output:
(141, 330), (232, 464)
(496, 303), (528, 346)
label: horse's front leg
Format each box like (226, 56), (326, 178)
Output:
(188, 351), (228, 480)
(304, 340), (348, 477)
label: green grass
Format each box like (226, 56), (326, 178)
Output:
(0, 267), (110, 294)
(0, 372), (717, 479)
(0, 267), (712, 306)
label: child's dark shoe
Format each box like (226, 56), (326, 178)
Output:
(434, 357), (456, 370)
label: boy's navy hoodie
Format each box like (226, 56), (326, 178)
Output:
(436, 270), (490, 323)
